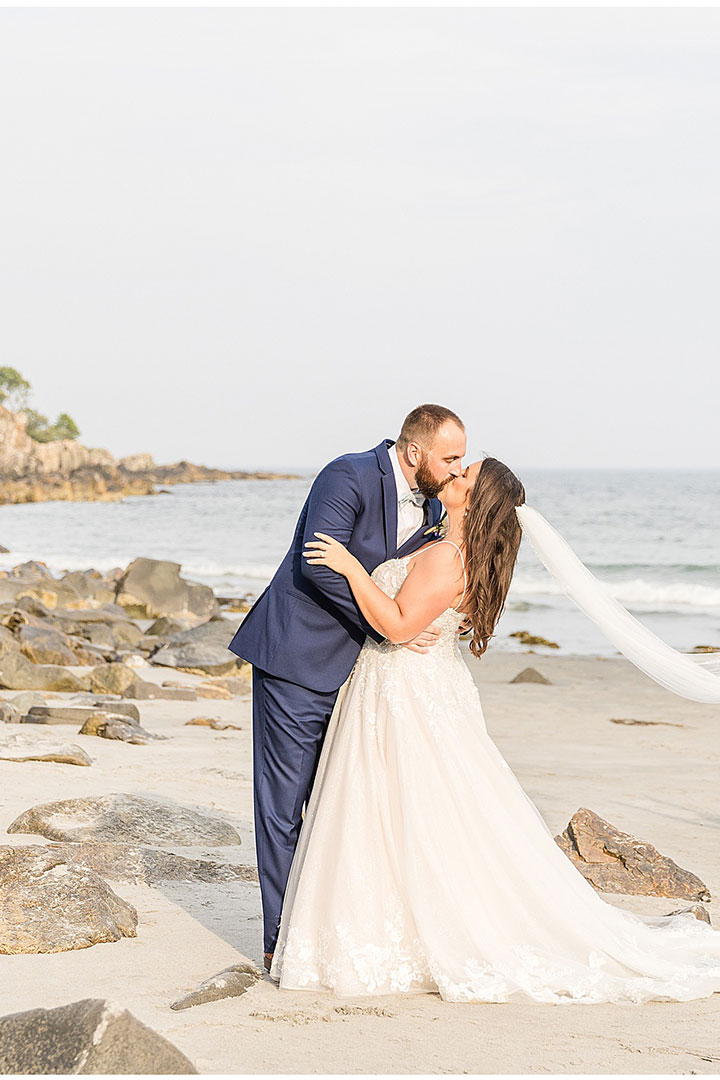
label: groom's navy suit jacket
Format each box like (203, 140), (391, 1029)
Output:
(227, 439), (444, 694)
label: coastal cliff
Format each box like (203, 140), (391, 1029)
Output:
(0, 405), (294, 504)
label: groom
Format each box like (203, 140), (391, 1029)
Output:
(227, 404), (466, 970)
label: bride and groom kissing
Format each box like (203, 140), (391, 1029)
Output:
(228, 403), (720, 1004)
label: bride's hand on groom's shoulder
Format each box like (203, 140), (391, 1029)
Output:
(303, 532), (358, 577)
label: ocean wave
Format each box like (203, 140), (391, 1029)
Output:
(510, 576), (720, 612)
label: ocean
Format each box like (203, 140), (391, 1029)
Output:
(0, 468), (718, 657)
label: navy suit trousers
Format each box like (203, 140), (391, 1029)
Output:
(252, 667), (339, 954)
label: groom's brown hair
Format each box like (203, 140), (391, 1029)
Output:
(396, 404), (464, 450)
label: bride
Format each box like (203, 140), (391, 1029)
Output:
(268, 456), (720, 1004)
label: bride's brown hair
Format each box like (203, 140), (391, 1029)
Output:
(462, 457), (526, 659)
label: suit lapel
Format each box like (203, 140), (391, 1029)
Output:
(373, 439), (398, 560)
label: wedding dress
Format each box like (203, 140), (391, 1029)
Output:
(269, 544), (720, 1004)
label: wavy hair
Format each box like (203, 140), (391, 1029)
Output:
(462, 457), (526, 659)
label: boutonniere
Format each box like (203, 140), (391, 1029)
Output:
(424, 512), (448, 538)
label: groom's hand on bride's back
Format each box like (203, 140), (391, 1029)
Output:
(401, 623), (442, 654)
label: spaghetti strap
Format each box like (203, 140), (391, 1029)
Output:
(406, 539), (467, 611)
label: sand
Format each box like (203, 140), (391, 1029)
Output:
(2, 648), (720, 1074)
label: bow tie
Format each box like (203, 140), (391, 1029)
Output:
(398, 489), (426, 509)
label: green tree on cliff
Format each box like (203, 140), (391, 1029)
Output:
(0, 368), (80, 442)
(0, 367), (31, 412)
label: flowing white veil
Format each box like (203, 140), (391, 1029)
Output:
(515, 504), (720, 703)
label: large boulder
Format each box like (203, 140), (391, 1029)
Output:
(0, 846), (137, 953)
(151, 619), (243, 676)
(88, 662), (137, 695)
(0, 653), (90, 692)
(7, 793), (242, 846)
(17, 625), (78, 666)
(0, 998), (197, 1073)
(115, 558), (218, 620)
(555, 807), (711, 900)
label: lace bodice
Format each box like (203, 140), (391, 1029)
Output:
(366, 553), (467, 656)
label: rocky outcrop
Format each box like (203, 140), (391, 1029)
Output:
(0, 846), (137, 953)
(7, 793), (242, 846)
(555, 807), (711, 900)
(0, 402), (296, 505)
(0, 998), (197, 1073)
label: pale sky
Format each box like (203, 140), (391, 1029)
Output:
(1, 8), (719, 471)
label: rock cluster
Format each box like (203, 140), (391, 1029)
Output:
(0, 556), (250, 702)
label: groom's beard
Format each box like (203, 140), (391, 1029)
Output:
(414, 452), (453, 500)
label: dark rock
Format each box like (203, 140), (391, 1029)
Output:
(170, 961), (261, 1010)
(151, 619), (243, 676)
(115, 557), (218, 620)
(554, 807), (711, 900)
(510, 667), (551, 685)
(0, 733), (91, 766)
(0, 653), (90, 692)
(0, 998), (197, 1073)
(0, 846), (137, 953)
(510, 630), (560, 649)
(7, 793), (242, 846)
(78, 714), (157, 744)
(47, 842), (258, 885)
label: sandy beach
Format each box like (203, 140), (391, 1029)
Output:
(3, 643), (720, 1074)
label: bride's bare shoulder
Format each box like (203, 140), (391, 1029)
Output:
(407, 541), (464, 580)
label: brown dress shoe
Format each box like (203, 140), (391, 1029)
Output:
(264, 952), (274, 972)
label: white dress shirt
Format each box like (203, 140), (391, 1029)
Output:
(388, 443), (426, 549)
